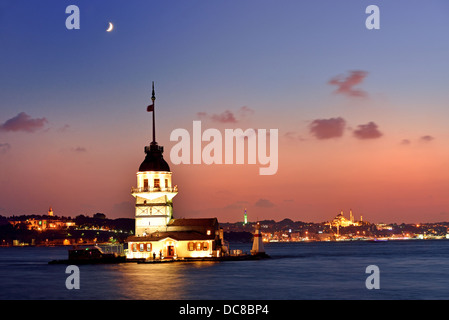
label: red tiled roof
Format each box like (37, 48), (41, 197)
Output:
(167, 218), (218, 227)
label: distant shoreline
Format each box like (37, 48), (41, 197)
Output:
(2, 236), (449, 249)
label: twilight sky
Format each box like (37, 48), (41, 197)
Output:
(1, 0), (449, 223)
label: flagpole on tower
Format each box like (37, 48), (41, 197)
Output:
(147, 81), (156, 145)
(151, 81), (156, 144)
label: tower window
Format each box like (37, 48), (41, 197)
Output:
(143, 179), (148, 190)
(165, 179), (168, 189)
(154, 179), (160, 189)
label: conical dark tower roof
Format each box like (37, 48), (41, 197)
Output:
(139, 144), (170, 172)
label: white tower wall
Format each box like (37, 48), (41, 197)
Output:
(132, 171), (177, 236)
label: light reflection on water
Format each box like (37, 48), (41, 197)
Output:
(2, 241), (449, 299)
(110, 262), (219, 300)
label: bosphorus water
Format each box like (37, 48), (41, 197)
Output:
(2, 240), (449, 300)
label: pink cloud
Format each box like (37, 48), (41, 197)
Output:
(211, 110), (237, 123)
(255, 198), (275, 208)
(238, 106), (255, 118)
(197, 106), (254, 124)
(197, 110), (237, 123)
(353, 122), (383, 139)
(72, 146), (87, 153)
(196, 112), (208, 119)
(420, 135), (434, 142)
(309, 117), (346, 139)
(328, 70), (369, 98)
(0, 112), (48, 133)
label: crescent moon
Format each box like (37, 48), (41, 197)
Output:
(106, 22), (114, 32)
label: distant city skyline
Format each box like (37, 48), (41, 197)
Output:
(1, 1), (449, 223)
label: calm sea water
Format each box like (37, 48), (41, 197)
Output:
(1, 240), (449, 300)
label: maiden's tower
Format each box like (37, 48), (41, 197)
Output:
(126, 83), (226, 260)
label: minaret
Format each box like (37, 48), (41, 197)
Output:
(131, 82), (178, 236)
(251, 222), (265, 256)
(243, 208), (248, 225)
(48, 207), (54, 216)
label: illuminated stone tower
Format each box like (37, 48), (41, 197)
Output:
(131, 82), (178, 236)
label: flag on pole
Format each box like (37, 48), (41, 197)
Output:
(147, 103), (154, 112)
